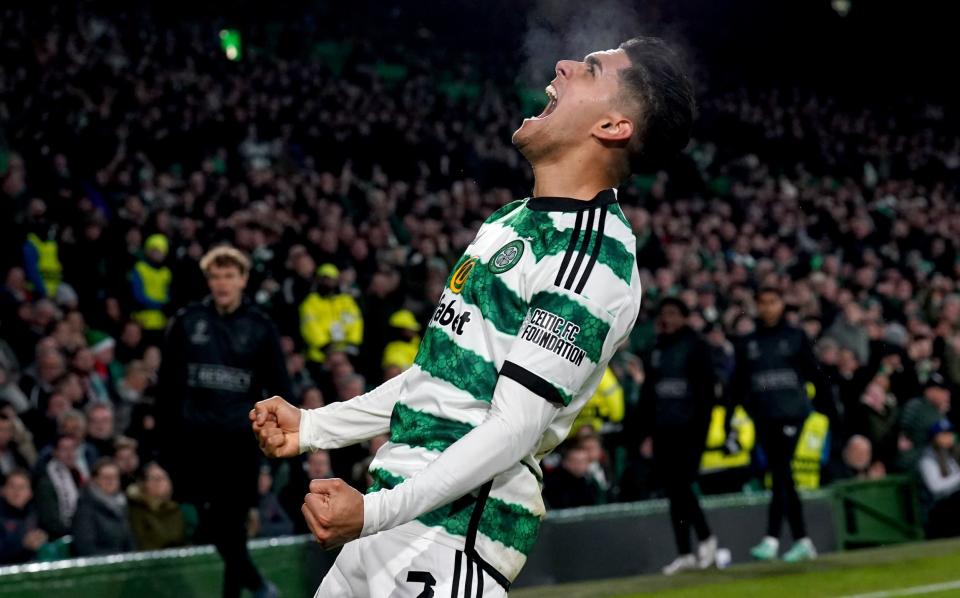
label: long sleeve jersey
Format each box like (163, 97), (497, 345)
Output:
(299, 189), (641, 588)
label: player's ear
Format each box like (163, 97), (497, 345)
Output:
(592, 113), (634, 144)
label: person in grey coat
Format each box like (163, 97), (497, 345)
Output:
(72, 458), (135, 556)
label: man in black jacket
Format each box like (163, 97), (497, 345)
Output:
(729, 287), (830, 563)
(638, 298), (718, 574)
(158, 246), (291, 598)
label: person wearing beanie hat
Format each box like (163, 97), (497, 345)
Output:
(928, 418), (955, 439)
(129, 235), (172, 343)
(381, 310), (422, 376)
(85, 330), (123, 393)
(87, 331), (115, 356)
(144, 234), (169, 261)
(918, 417), (960, 537)
(299, 263), (363, 366)
(882, 323), (909, 349)
(897, 373), (952, 473)
(316, 263), (340, 280)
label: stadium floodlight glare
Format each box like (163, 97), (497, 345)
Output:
(219, 29), (242, 61)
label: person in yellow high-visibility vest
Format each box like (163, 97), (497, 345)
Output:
(23, 231), (63, 300)
(130, 234), (172, 337)
(700, 404), (756, 487)
(381, 310), (422, 378)
(760, 407), (831, 489)
(299, 264), (363, 365)
(570, 366), (624, 437)
(791, 410), (830, 490)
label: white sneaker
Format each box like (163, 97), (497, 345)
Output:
(697, 535), (718, 569)
(783, 537), (818, 562)
(750, 536), (780, 561)
(662, 554), (698, 576)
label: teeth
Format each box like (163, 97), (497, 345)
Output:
(545, 84), (558, 101)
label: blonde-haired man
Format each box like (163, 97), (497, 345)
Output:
(158, 245), (290, 598)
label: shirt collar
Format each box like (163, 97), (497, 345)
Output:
(526, 188), (618, 212)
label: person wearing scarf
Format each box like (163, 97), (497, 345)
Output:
(34, 435), (82, 539)
(72, 458), (135, 556)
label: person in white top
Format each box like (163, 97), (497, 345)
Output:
(252, 36), (696, 597)
(918, 418), (960, 539)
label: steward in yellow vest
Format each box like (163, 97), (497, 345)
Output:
(790, 411), (830, 490)
(23, 232), (63, 299)
(701, 404), (756, 474)
(382, 310), (422, 375)
(708, 406), (828, 490)
(130, 234), (172, 331)
(570, 366), (624, 436)
(300, 263), (363, 363)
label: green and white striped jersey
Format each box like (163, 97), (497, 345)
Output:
(367, 188), (641, 585)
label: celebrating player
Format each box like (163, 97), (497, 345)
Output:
(252, 36), (695, 597)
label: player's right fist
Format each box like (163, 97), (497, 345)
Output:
(250, 396), (302, 458)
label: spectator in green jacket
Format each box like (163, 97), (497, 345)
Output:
(128, 462), (188, 550)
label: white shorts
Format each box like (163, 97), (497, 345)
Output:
(315, 524), (508, 598)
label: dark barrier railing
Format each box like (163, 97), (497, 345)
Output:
(0, 476), (924, 597)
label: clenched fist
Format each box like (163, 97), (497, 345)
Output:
(250, 395), (302, 458)
(302, 478), (365, 550)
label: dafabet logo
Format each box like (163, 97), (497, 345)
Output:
(449, 256), (478, 294)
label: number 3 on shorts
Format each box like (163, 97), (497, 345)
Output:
(406, 570), (437, 598)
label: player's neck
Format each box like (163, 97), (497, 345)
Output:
(530, 153), (618, 200)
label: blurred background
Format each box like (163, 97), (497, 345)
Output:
(1, 0), (959, 596)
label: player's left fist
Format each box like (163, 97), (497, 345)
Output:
(302, 478), (364, 549)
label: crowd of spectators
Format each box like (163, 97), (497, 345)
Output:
(1, 3), (960, 565)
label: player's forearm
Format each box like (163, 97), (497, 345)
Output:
(298, 369), (409, 452)
(360, 376), (556, 536)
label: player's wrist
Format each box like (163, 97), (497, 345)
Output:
(360, 491), (382, 537)
(297, 408), (313, 454)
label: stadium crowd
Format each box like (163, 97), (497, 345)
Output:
(2, 3), (960, 565)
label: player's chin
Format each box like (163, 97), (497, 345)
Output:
(512, 118), (545, 149)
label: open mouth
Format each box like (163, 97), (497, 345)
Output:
(532, 84), (559, 120)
